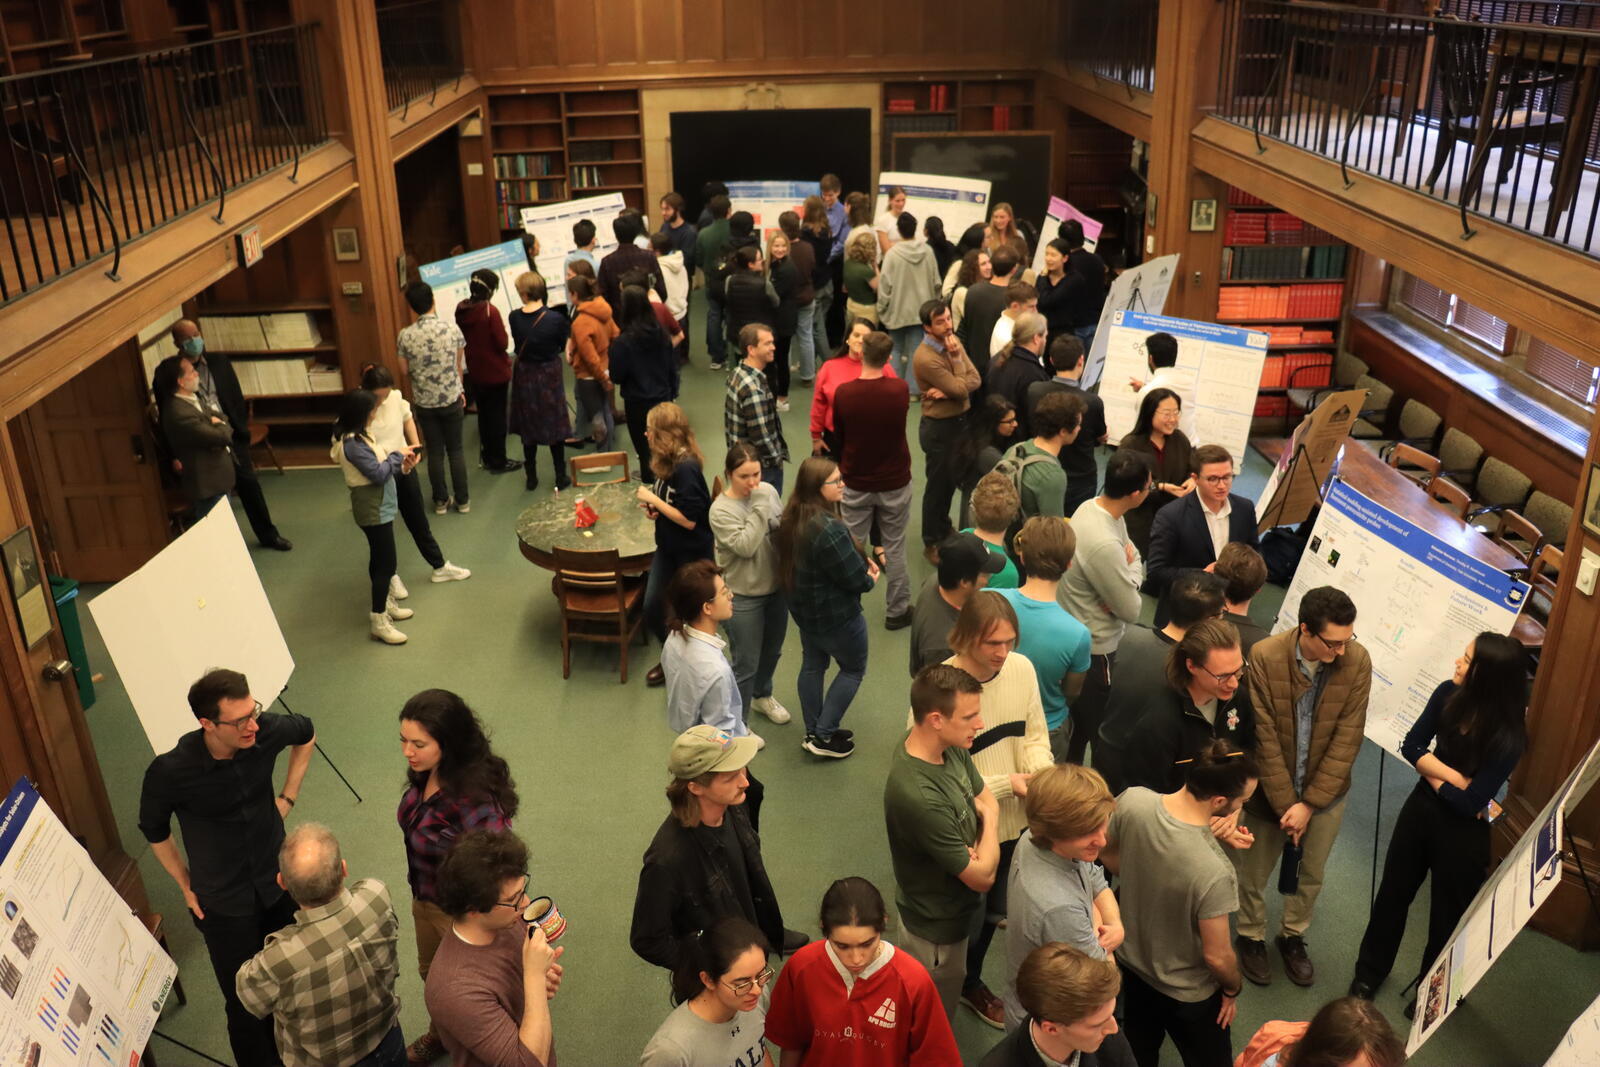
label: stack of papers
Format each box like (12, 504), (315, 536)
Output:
(259, 313), (322, 350)
(196, 316), (269, 352)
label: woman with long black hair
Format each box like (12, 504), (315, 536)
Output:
(1351, 634), (1529, 1011)
(1117, 386), (1193, 557)
(951, 393), (1019, 529)
(640, 917), (773, 1067)
(455, 267), (520, 473)
(611, 285), (681, 477)
(396, 689), (518, 1066)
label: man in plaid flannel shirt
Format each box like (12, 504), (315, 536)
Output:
(724, 323), (789, 494)
(237, 824), (403, 1067)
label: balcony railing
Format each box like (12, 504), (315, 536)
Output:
(1216, 0), (1600, 258)
(1061, 0), (1159, 96)
(377, 0), (464, 119)
(0, 24), (329, 305)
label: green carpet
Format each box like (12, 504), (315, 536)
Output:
(75, 331), (1599, 1065)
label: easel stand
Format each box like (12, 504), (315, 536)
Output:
(274, 691), (362, 804)
(1371, 752), (1386, 911)
(150, 1028), (233, 1067)
(1259, 440), (1329, 532)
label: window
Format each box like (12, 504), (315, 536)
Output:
(1396, 272), (1510, 353)
(1526, 338), (1600, 405)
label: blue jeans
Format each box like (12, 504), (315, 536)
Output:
(726, 591), (789, 716)
(794, 299), (819, 380)
(761, 465), (784, 496)
(706, 298), (725, 363)
(353, 1025), (406, 1066)
(797, 612), (868, 740)
(810, 282), (833, 377)
(1074, 323), (1097, 353)
(889, 324), (923, 395)
(645, 548), (707, 642)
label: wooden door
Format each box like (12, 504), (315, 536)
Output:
(18, 341), (171, 582)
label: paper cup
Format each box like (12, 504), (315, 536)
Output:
(523, 895), (567, 942)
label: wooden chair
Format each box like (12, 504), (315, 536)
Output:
(1488, 508), (1543, 570)
(550, 546), (646, 683)
(571, 450), (631, 486)
(247, 400), (284, 475)
(1349, 375), (1395, 442)
(1512, 543), (1563, 651)
(1426, 475), (1472, 520)
(1524, 491), (1573, 550)
(1385, 442), (1442, 486)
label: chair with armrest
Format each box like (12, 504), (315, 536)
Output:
(1436, 427), (1485, 492)
(1426, 475), (1473, 520)
(1380, 399), (1442, 460)
(550, 546), (647, 683)
(1288, 351), (1366, 417)
(1386, 442), (1442, 486)
(1349, 375), (1395, 442)
(1486, 508), (1543, 571)
(1466, 457), (1534, 535)
(1523, 491), (1573, 551)
(1511, 543), (1562, 652)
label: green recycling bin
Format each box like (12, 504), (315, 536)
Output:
(49, 576), (94, 709)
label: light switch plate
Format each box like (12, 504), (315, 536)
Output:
(466, 162), (484, 176)
(1578, 548), (1600, 596)
(341, 281), (364, 296)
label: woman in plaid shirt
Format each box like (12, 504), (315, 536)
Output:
(396, 689), (518, 1065)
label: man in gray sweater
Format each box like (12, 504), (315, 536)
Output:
(1056, 450), (1150, 764)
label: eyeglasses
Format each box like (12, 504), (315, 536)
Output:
(1198, 662), (1248, 684)
(999, 415), (1019, 426)
(1200, 472), (1235, 486)
(495, 874), (531, 910)
(723, 967), (775, 996)
(215, 701), (263, 730)
(823, 476), (844, 487)
(1315, 632), (1357, 653)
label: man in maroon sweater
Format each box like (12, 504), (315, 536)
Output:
(833, 330), (914, 630)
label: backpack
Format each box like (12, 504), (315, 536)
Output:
(706, 239), (747, 305)
(991, 442), (1059, 513)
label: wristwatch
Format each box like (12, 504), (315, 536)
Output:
(278, 794), (296, 808)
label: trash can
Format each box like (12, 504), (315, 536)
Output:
(49, 576), (94, 709)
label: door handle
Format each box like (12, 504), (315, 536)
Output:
(131, 433), (147, 464)
(42, 659), (74, 682)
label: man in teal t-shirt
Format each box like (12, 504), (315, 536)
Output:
(1000, 515), (1092, 760)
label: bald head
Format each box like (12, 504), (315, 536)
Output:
(278, 823), (345, 907)
(171, 319), (200, 345)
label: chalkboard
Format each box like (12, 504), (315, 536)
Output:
(891, 132), (1054, 227)
(670, 110), (872, 221)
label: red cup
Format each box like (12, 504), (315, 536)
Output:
(523, 896), (567, 942)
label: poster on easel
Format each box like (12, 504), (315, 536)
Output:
(519, 192), (629, 307)
(875, 172), (992, 243)
(1099, 311), (1269, 461)
(1274, 480), (1529, 759)
(1031, 197), (1102, 274)
(419, 239), (534, 329)
(1081, 253), (1179, 390)
(1254, 388), (1367, 532)
(1545, 985), (1600, 1066)
(0, 778), (177, 1067)
(725, 181), (818, 246)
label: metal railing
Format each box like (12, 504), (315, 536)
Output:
(377, 0), (464, 119)
(0, 24), (328, 305)
(1215, 0), (1600, 256)
(1060, 0), (1159, 95)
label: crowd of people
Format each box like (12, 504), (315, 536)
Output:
(137, 181), (1535, 1067)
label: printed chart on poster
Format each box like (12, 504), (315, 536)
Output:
(1082, 253), (1179, 389)
(1031, 197), (1102, 273)
(1099, 311), (1269, 461)
(1546, 986), (1600, 1066)
(1408, 736), (1600, 1054)
(875, 172), (991, 242)
(419, 239), (531, 329)
(0, 779), (176, 1067)
(519, 192), (629, 307)
(1275, 480), (1529, 759)
(725, 181), (816, 245)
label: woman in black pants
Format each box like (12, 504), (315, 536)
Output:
(1351, 633), (1529, 1013)
(610, 286), (679, 478)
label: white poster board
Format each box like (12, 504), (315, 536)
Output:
(1100, 311), (1268, 461)
(1274, 480), (1529, 759)
(1082, 253), (1179, 389)
(87, 506), (294, 756)
(725, 181), (817, 246)
(0, 778), (177, 1066)
(519, 192), (629, 307)
(418, 239), (531, 329)
(1031, 196), (1102, 273)
(1546, 986), (1600, 1066)
(875, 171), (991, 242)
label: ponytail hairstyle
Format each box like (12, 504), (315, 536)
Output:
(819, 876), (888, 935)
(468, 268), (499, 302)
(359, 364), (395, 392)
(1440, 632), (1529, 774)
(665, 559), (722, 637)
(670, 917), (771, 1006)
(1180, 738), (1258, 803)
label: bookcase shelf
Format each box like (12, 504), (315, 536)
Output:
(488, 88), (644, 236)
(880, 76), (1036, 159)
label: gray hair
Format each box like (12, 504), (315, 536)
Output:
(279, 822), (344, 907)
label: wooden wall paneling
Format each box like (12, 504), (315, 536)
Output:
(396, 129), (470, 268)
(459, 113), (498, 252)
(722, 1), (760, 62)
(597, 0), (640, 67)
(640, 0), (679, 65)
(681, 0), (723, 63)
(762, 0), (799, 61)
(801, 0), (840, 60)
(554, 0), (598, 67)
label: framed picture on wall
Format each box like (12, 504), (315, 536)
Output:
(1583, 463), (1600, 539)
(1190, 198), (1218, 232)
(1, 528), (51, 649)
(333, 227), (361, 262)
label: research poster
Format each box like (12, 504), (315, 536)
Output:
(725, 181), (816, 246)
(875, 171), (991, 243)
(0, 779), (176, 1067)
(1546, 986), (1600, 1066)
(519, 192), (629, 307)
(1275, 480), (1530, 759)
(1031, 197), (1102, 274)
(1082, 253), (1179, 389)
(1099, 311), (1269, 461)
(419, 239), (532, 328)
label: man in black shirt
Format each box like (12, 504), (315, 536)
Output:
(139, 668), (315, 1067)
(1059, 220), (1109, 352)
(1026, 335), (1108, 517)
(958, 247), (1018, 381)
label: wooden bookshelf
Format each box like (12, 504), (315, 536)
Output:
(880, 77), (1035, 162)
(489, 88), (644, 236)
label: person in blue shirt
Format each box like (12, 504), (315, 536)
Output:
(999, 517), (1092, 762)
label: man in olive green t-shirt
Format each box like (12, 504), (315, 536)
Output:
(883, 663), (1002, 1021)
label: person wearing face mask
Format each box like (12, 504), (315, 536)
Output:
(1118, 388), (1193, 558)
(169, 319), (292, 549)
(765, 877), (960, 1066)
(984, 945), (1132, 1067)
(153, 354), (236, 519)
(641, 918), (774, 1067)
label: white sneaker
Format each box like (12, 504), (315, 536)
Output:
(389, 574), (409, 600)
(369, 612), (407, 644)
(456, 501), (471, 513)
(752, 697), (791, 724)
(776, 398), (791, 413)
(385, 595), (414, 621)
(433, 499), (451, 515)
(431, 561), (471, 582)
(752, 734), (767, 751)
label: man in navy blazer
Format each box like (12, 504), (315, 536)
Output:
(1145, 443), (1259, 628)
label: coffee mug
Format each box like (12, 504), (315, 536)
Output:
(523, 895), (567, 942)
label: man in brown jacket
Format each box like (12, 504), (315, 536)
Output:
(912, 298), (981, 556)
(1234, 586), (1369, 989)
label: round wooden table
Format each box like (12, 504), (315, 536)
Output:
(516, 480), (657, 574)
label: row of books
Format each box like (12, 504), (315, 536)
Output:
(1258, 352), (1334, 389)
(1216, 282), (1345, 320)
(1252, 324), (1336, 346)
(886, 84), (953, 111)
(570, 166), (613, 189)
(988, 105), (1018, 131)
(496, 180), (565, 204)
(237, 358), (342, 397)
(1223, 211), (1337, 246)
(493, 153), (559, 179)
(1228, 188), (1270, 207)
(1221, 245), (1347, 280)
(196, 313), (322, 352)
(885, 114), (958, 134)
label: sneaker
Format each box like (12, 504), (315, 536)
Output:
(752, 734), (767, 750)
(405, 1030), (445, 1066)
(776, 398), (791, 413)
(389, 574), (409, 600)
(1276, 934), (1315, 987)
(961, 982), (1006, 1029)
(752, 697), (791, 724)
(369, 612), (407, 645)
(1237, 936), (1271, 986)
(431, 561), (471, 583)
(885, 611), (912, 631)
(455, 501), (471, 514)
(803, 733), (855, 759)
(385, 595), (414, 621)
(832, 728), (854, 742)
(790, 360), (800, 372)
(709, 360), (725, 371)
(433, 499), (451, 515)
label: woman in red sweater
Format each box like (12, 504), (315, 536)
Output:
(455, 269), (521, 473)
(809, 319), (896, 456)
(766, 877), (959, 1067)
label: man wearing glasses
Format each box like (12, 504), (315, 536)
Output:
(138, 668), (316, 1067)
(1235, 586), (1369, 991)
(1145, 444), (1260, 629)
